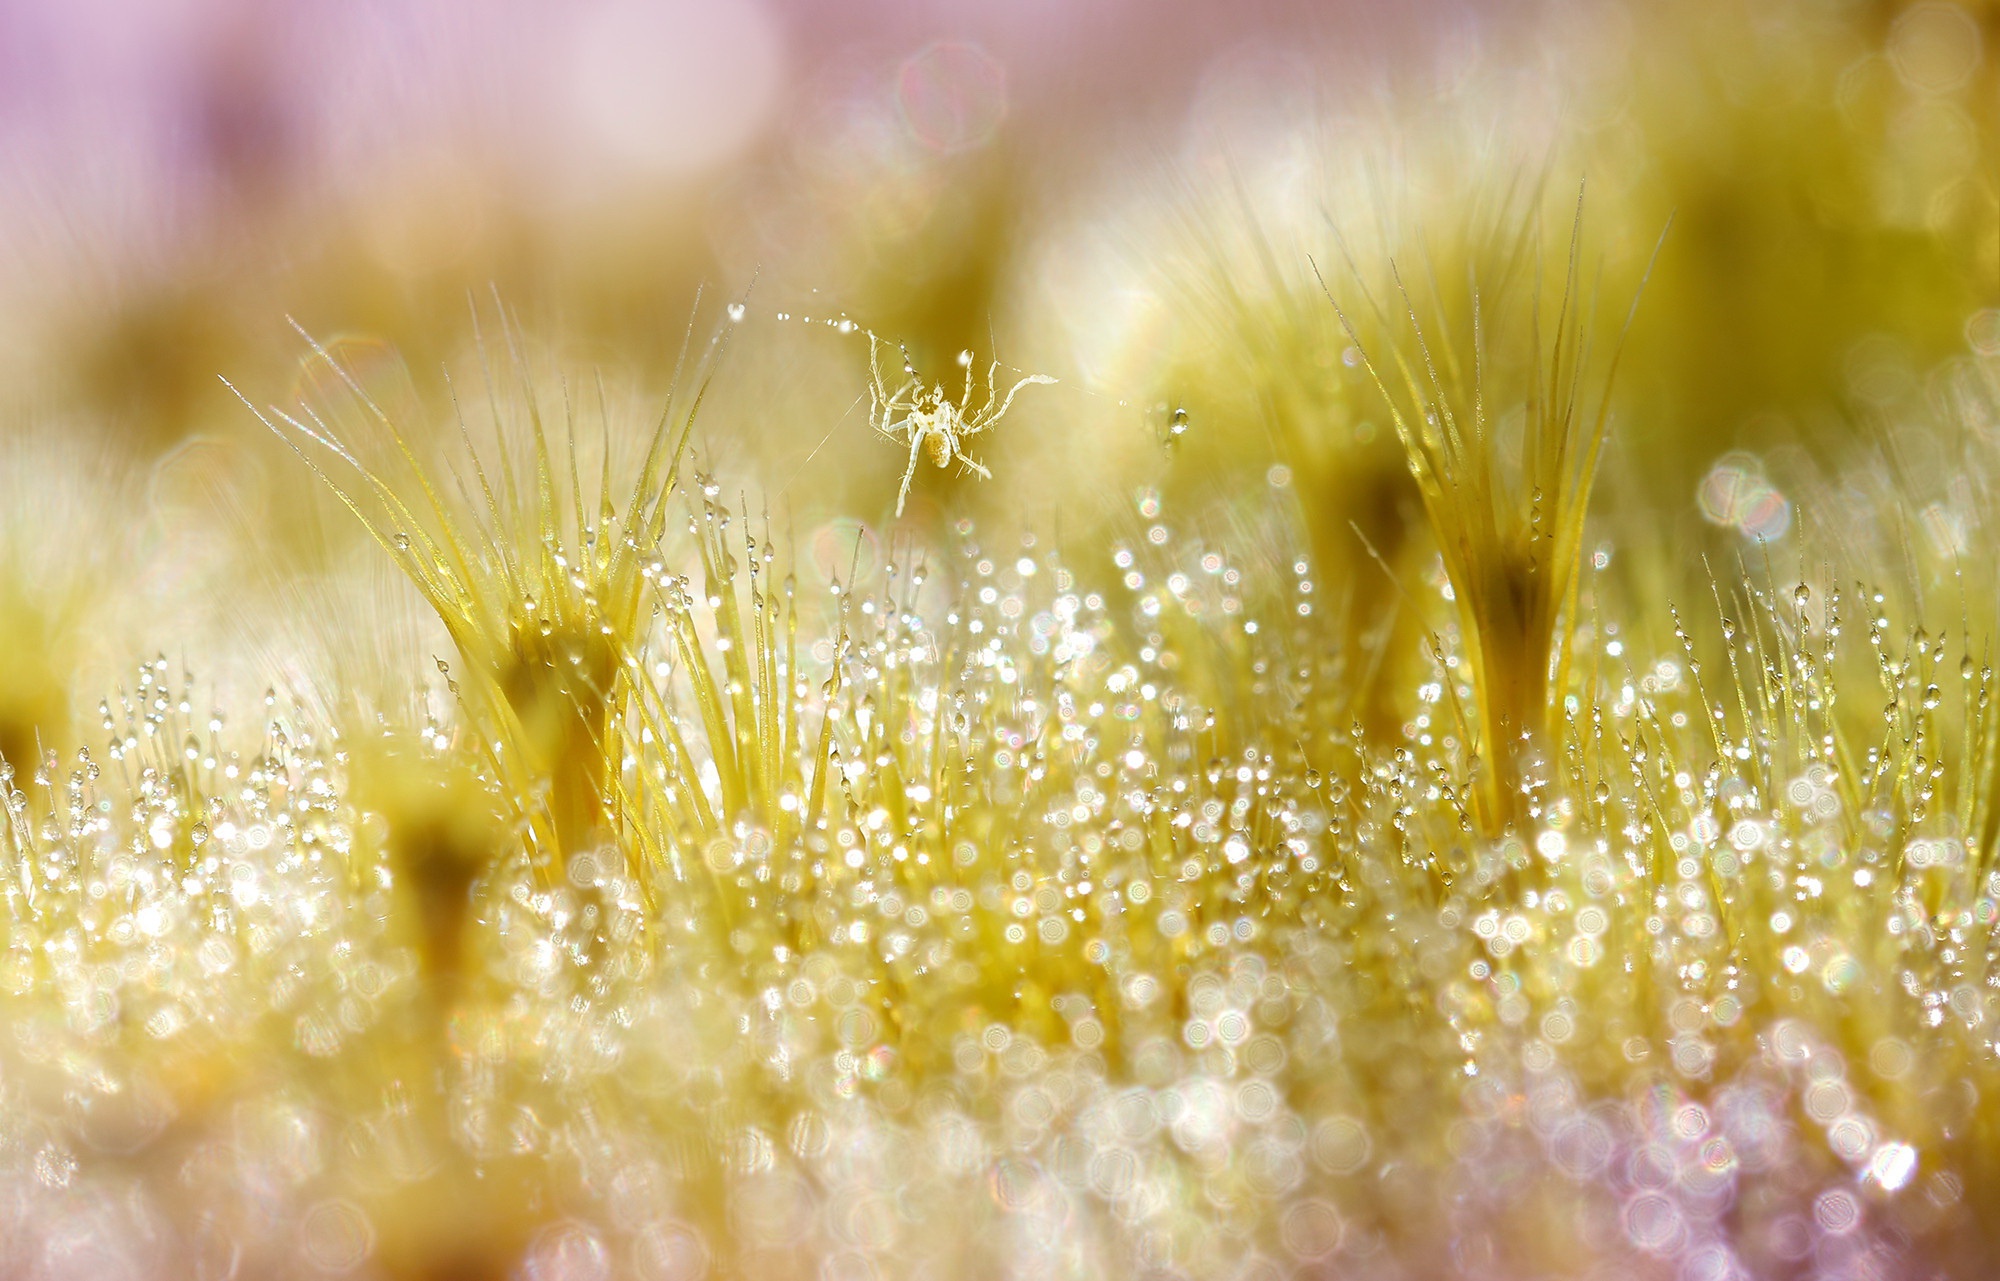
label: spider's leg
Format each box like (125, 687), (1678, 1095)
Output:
(891, 382), (920, 425)
(989, 371), (1057, 425)
(954, 448), (992, 480)
(868, 333), (886, 406)
(957, 398), (995, 437)
(895, 427), (925, 517)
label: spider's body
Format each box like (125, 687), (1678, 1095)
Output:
(869, 334), (1053, 515)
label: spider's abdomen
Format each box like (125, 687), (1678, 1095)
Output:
(925, 430), (953, 467)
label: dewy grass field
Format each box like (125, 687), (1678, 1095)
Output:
(3, 1), (2000, 1278)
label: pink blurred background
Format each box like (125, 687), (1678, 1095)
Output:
(0, 0), (1489, 443)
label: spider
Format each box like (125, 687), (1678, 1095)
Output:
(868, 333), (1053, 516)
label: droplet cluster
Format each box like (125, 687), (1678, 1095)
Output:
(4, 462), (1998, 1279)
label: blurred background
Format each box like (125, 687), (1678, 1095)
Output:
(0, 0), (1439, 439)
(0, 0), (1997, 738)
(1, 0), (1992, 490)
